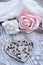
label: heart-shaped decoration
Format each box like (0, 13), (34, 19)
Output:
(4, 39), (34, 62)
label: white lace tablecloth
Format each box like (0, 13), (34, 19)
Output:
(0, 25), (43, 65)
(0, 0), (43, 65)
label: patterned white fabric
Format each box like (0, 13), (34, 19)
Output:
(0, 0), (43, 22)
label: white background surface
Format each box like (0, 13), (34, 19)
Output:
(0, 0), (43, 65)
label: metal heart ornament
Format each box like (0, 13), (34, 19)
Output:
(4, 39), (34, 62)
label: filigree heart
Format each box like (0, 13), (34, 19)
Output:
(4, 39), (34, 62)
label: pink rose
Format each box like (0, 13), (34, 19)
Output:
(17, 10), (41, 33)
